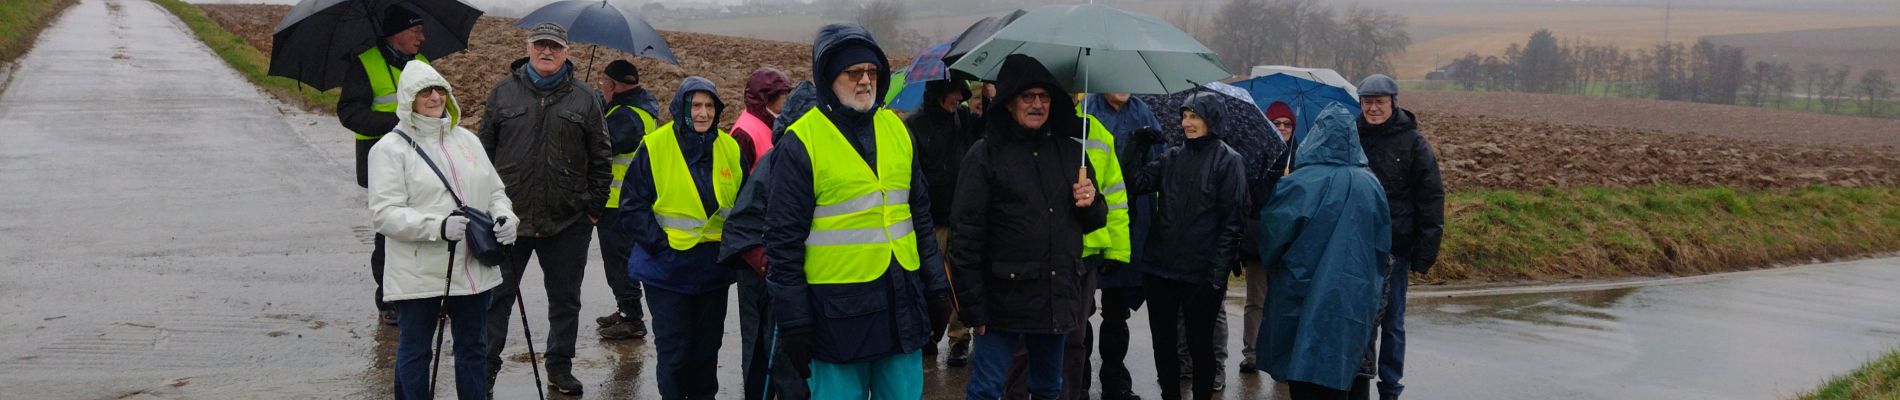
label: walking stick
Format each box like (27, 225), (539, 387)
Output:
(516, 275), (549, 400)
(427, 237), (461, 398)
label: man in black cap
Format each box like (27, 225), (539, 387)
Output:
(338, 4), (428, 326)
(593, 59), (662, 341)
(478, 21), (611, 396)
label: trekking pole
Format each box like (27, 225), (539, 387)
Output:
(516, 285), (549, 400)
(427, 237), (461, 398)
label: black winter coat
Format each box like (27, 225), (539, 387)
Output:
(1357, 107), (1445, 274)
(477, 58), (613, 238)
(905, 103), (982, 225)
(1122, 94), (1249, 289)
(949, 58), (1108, 332)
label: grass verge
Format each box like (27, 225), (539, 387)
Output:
(0, 0), (77, 64)
(1434, 185), (1900, 282)
(1801, 348), (1900, 400)
(152, 0), (337, 112)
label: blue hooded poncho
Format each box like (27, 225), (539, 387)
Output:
(1254, 103), (1392, 390)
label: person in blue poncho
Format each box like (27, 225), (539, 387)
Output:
(1254, 103), (1393, 400)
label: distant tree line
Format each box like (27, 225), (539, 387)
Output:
(1179, 0), (1412, 83)
(1443, 29), (1897, 119)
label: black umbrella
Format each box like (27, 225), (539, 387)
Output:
(1133, 82), (1284, 181)
(270, 0), (483, 90)
(941, 9), (1025, 81)
(513, 0), (678, 65)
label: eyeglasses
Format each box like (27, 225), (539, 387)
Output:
(1016, 91), (1052, 103)
(1272, 119), (1294, 127)
(532, 41), (567, 52)
(839, 67), (878, 82)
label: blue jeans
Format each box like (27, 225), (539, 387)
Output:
(394, 290), (491, 400)
(647, 285), (730, 399)
(1377, 266), (1409, 397)
(968, 331), (1065, 400)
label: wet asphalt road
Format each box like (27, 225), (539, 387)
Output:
(3, 0), (1900, 399)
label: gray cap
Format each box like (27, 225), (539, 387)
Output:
(1357, 74), (1398, 97)
(526, 22), (568, 48)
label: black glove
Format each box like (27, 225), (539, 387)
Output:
(927, 289), (954, 340)
(1132, 126), (1161, 144)
(777, 326), (815, 378)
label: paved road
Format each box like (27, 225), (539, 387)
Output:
(3, 0), (1898, 399)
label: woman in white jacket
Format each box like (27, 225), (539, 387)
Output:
(368, 60), (518, 400)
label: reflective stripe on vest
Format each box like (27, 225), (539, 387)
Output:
(355, 48), (428, 140)
(1077, 115), (1132, 262)
(645, 122), (742, 250)
(791, 107), (920, 284)
(606, 104), (659, 208)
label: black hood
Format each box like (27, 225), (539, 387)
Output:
(1357, 106), (1418, 138)
(985, 54), (1080, 138)
(810, 24), (891, 115)
(1181, 91), (1228, 139)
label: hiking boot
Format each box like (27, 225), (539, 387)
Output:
(1104, 389), (1142, 400)
(595, 312), (625, 328)
(946, 341), (970, 367)
(485, 367), (499, 398)
(379, 310), (398, 326)
(598, 319), (647, 340)
(1212, 381), (1225, 392)
(1239, 360), (1258, 374)
(548, 371), (584, 395)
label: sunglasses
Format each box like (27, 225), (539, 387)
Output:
(839, 67), (879, 82)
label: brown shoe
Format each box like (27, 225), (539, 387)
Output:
(595, 312), (625, 328)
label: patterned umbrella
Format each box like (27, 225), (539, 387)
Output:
(1133, 82), (1283, 181)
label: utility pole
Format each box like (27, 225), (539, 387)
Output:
(1663, 0), (1672, 45)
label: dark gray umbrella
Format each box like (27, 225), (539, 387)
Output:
(270, 0), (483, 90)
(513, 0), (678, 65)
(942, 9), (1024, 81)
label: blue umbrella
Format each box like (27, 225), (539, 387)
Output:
(885, 70), (929, 113)
(1235, 70), (1359, 142)
(513, 0), (678, 65)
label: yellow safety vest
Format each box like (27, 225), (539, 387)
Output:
(354, 48), (428, 140)
(789, 108), (921, 284)
(606, 104), (660, 209)
(645, 123), (742, 250)
(1077, 114), (1132, 263)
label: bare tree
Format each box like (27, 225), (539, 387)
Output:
(1821, 65), (1852, 114)
(1859, 69), (1894, 118)
(856, 0), (909, 52)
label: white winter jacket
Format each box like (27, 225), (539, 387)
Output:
(369, 61), (515, 302)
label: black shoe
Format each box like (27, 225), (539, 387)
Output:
(595, 312), (624, 328)
(946, 341), (970, 367)
(924, 343), (940, 356)
(485, 367), (499, 398)
(1104, 389), (1141, 400)
(1212, 381), (1225, 392)
(549, 372), (584, 395)
(598, 319), (647, 340)
(379, 310), (398, 326)
(1381, 395), (1400, 400)
(1239, 361), (1257, 374)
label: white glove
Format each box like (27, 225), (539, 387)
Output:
(442, 215), (469, 241)
(495, 216), (518, 245)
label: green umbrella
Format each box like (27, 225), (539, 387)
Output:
(946, 4), (1231, 95)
